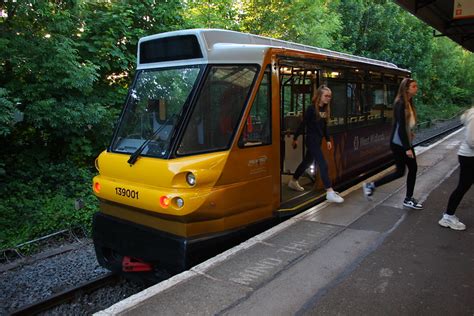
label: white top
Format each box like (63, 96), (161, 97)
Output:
(137, 29), (410, 71)
(458, 107), (474, 157)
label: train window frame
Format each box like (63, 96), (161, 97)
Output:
(238, 65), (272, 148)
(280, 65), (316, 136)
(320, 66), (349, 134)
(365, 82), (386, 126)
(320, 67), (402, 131)
(175, 64), (260, 157)
(139, 35), (203, 64)
(346, 70), (366, 129)
(322, 77), (347, 134)
(109, 65), (204, 158)
(321, 68), (344, 80)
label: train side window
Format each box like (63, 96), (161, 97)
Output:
(239, 67), (272, 147)
(325, 80), (346, 133)
(177, 65), (258, 155)
(384, 83), (398, 121)
(387, 83), (397, 108)
(347, 82), (366, 128)
(367, 83), (385, 124)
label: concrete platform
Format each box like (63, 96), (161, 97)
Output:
(96, 129), (473, 316)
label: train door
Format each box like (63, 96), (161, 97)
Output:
(222, 65), (276, 220)
(279, 63), (320, 205)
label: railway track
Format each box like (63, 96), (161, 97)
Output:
(5, 121), (464, 315)
(10, 272), (120, 316)
(413, 122), (463, 147)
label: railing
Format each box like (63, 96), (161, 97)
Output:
(1, 226), (89, 265)
(416, 108), (466, 131)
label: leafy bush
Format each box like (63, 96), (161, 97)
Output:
(0, 161), (99, 249)
(0, 88), (16, 137)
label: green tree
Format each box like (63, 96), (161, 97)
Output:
(418, 38), (474, 119)
(183, 0), (239, 29)
(334, 0), (433, 67)
(332, 0), (474, 119)
(459, 51), (474, 106)
(0, 0), (186, 248)
(239, 0), (341, 48)
(0, 88), (16, 137)
(78, 0), (185, 91)
(74, 0), (187, 154)
(0, 0), (102, 162)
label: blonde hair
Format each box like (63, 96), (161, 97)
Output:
(395, 78), (417, 123)
(311, 85), (331, 120)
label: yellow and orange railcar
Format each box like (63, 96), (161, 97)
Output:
(92, 29), (410, 278)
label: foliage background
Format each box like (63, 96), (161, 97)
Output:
(1, 0), (473, 249)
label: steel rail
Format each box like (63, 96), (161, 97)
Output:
(10, 272), (120, 316)
(413, 123), (463, 147)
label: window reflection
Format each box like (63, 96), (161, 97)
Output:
(239, 66), (272, 147)
(178, 65), (258, 155)
(111, 66), (201, 158)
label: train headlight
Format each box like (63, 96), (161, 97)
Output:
(186, 172), (196, 186)
(160, 196), (170, 208)
(174, 197), (184, 208)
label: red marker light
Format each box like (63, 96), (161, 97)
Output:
(160, 196), (170, 208)
(94, 182), (101, 193)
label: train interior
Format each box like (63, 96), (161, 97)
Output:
(278, 60), (397, 207)
(279, 62), (323, 205)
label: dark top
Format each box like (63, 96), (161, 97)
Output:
(390, 99), (412, 150)
(293, 106), (329, 146)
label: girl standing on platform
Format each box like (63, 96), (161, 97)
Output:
(362, 78), (423, 209)
(288, 85), (344, 203)
(438, 107), (474, 230)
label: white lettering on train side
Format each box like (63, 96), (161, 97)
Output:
(354, 133), (386, 151)
(248, 155), (268, 167)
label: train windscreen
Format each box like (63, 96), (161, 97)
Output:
(110, 65), (202, 158)
(177, 65), (258, 155)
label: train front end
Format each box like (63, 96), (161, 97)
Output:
(92, 146), (230, 277)
(91, 30), (273, 278)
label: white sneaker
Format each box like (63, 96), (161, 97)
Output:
(288, 179), (304, 192)
(326, 191), (344, 203)
(403, 197), (423, 210)
(438, 214), (466, 231)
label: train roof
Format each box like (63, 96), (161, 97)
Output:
(137, 29), (409, 73)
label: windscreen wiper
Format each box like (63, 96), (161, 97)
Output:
(128, 114), (176, 166)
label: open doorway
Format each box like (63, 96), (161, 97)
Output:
(279, 62), (321, 204)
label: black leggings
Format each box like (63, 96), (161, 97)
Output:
(446, 155), (474, 215)
(293, 143), (331, 189)
(374, 144), (417, 198)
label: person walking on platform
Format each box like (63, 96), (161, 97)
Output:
(362, 78), (423, 209)
(438, 107), (474, 230)
(288, 85), (344, 203)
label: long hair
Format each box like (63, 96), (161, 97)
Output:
(395, 78), (417, 122)
(311, 85), (331, 120)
